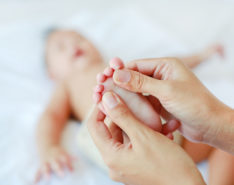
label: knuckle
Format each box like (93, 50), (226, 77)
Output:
(114, 104), (130, 119)
(134, 72), (145, 90)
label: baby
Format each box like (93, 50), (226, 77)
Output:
(36, 29), (163, 183)
(35, 29), (233, 185)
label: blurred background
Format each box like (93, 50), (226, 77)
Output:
(0, 0), (234, 184)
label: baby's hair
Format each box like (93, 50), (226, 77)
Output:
(43, 27), (58, 69)
(43, 27), (58, 41)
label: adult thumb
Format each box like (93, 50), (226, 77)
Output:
(102, 91), (147, 140)
(113, 69), (167, 98)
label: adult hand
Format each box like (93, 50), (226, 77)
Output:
(87, 94), (205, 185)
(112, 57), (234, 153)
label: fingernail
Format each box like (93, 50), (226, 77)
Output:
(102, 92), (119, 109)
(114, 70), (131, 83)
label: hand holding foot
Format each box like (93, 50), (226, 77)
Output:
(93, 57), (163, 133)
(108, 57), (234, 154)
(94, 57), (227, 143)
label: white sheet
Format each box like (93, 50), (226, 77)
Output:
(1, 0), (234, 184)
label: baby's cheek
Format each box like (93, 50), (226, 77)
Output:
(84, 44), (101, 60)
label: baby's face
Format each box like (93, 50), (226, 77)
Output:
(46, 30), (102, 80)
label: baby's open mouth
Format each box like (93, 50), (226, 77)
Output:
(74, 48), (84, 58)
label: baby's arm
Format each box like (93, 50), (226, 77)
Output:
(180, 44), (224, 68)
(35, 82), (73, 183)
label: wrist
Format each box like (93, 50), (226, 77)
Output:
(152, 162), (206, 185)
(38, 144), (60, 158)
(203, 99), (234, 153)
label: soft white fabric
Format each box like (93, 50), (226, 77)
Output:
(1, 0), (234, 184)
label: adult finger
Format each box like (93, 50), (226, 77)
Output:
(113, 68), (167, 99)
(162, 119), (181, 135)
(102, 91), (148, 141)
(105, 116), (123, 143)
(126, 57), (179, 76)
(87, 107), (120, 155)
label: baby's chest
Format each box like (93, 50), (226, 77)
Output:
(68, 79), (94, 120)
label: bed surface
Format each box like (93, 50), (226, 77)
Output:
(1, 0), (234, 184)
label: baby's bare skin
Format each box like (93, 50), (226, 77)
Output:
(36, 30), (106, 182)
(94, 58), (162, 132)
(36, 30), (163, 182)
(35, 29), (233, 185)
(67, 63), (106, 120)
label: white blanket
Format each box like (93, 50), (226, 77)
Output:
(1, 0), (234, 184)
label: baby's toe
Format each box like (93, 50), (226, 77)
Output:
(110, 57), (124, 70)
(98, 103), (107, 114)
(104, 67), (114, 77)
(96, 73), (106, 83)
(216, 45), (225, 58)
(94, 84), (104, 92)
(93, 93), (102, 103)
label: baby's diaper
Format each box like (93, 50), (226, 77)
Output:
(76, 106), (108, 171)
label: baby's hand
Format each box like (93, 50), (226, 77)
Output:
(205, 43), (225, 59)
(34, 146), (75, 183)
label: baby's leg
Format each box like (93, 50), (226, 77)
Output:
(183, 140), (234, 185)
(93, 58), (162, 132)
(182, 139), (213, 163)
(208, 149), (234, 185)
(180, 44), (224, 69)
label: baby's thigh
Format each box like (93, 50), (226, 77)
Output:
(209, 149), (234, 185)
(182, 139), (213, 163)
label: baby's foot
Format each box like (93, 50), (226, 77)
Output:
(205, 43), (225, 59)
(93, 58), (162, 132)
